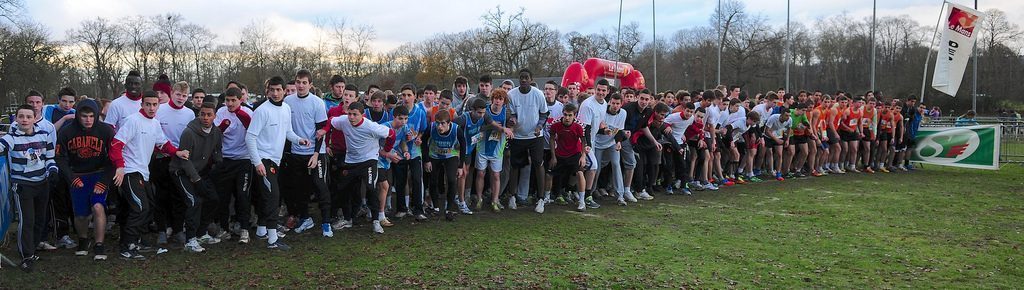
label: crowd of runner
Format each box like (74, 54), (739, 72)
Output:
(2, 68), (927, 272)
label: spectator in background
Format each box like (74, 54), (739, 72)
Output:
(929, 106), (941, 119)
(955, 110), (978, 127)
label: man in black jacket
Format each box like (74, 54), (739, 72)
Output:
(169, 102), (223, 253)
(55, 98), (116, 261)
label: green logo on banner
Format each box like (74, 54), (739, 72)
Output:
(912, 125), (999, 169)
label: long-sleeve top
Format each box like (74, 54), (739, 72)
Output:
(245, 99), (301, 166)
(110, 111), (178, 181)
(55, 109), (115, 190)
(214, 106), (252, 159)
(0, 126), (57, 184)
(326, 115), (396, 164)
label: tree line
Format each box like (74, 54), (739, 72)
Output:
(1, 0), (1022, 114)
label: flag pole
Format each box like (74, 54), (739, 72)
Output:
(652, 0), (658, 93)
(921, 1), (949, 103)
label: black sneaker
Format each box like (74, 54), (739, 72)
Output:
(120, 244), (146, 260)
(267, 241), (291, 251)
(135, 242), (155, 253)
(20, 257), (35, 272)
(444, 211), (456, 222)
(93, 243), (107, 261)
(75, 238), (90, 256)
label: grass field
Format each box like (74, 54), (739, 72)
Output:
(2, 164), (1023, 288)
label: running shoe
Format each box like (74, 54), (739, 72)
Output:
(534, 199), (546, 214)
(293, 217), (315, 234)
(267, 241), (291, 251)
(198, 234), (222, 245)
(216, 230), (233, 241)
(184, 239), (206, 253)
(331, 219), (353, 230)
(380, 218), (394, 227)
(637, 190), (654, 200)
(490, 201), (501, 212)
(56, 235), (78, 249)
(372, 220), (385, 233)
(748, 176), (764, 182)
(394, 211), (410, 218)
(37, 241), (57, 251)
(617, 198), (627, 206)
(120, 244), (145, 260)
(555, 196), (568, 205)
(93, 243), (107, 261)
(75, 238), (90, 256)
(735, 176), (747, 184)
(704, 182), (719, 191)
(811, 171), (824, 177)
(681, 188), (693, 195)
(322, 224), (334, 238)
(414, 214), (429, 221)
(864, 167), (875, 174)
(238, 230), (250, 244)
(624, 191), (639, 202)
(444, 211), (456, 222)
(585, 196), (601, 209)
(459, 202), (474, 215)
(508, 196), (518, 210)
(775, 172), (785, 181)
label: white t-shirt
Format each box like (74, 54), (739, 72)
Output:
(664, 112), (693, 144)
(114, 112), (168, 181)
(728, 117), (748, 140)
(215, 106), (253, 160)
(284, 93), (328, 155)
(156, 103), (194, 147)
(104, 95), (142, 130)
(594, 109), (626, 149)
(246, 100), (301, 166)
(578, 96), (607, 146)
(508, 86), (548, 139)
(330, 115), (392, 164)
(752, 104), (773, 125)
(765, 114), (792, 139)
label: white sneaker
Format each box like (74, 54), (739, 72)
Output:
(238, 230), (250, 244)
(215, 230), (232, 241)
(508, 196), (518, 210)
(37, 241), (57, 251)
(331, 219), (353, 230)
(394, 211), (410, 218)
(293, 217), (315, 234)
(372, 220), (384, 234)
(56, 235), (78, 249)
(617, 198), (627, 206)
(637, 190), (654, 200)
(624, 191), (639, 203)
(197, 234), (222, 245)
(184, 239), (205, 253)
(534, 199), (546, 214)
(322, 224), (334, 238)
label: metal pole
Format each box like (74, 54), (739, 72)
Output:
(613, 0), (624, 87)
(716, 0), (722, 87)
(871, 0), (876, 92)
(785, 0), (790, 93)
(921, 2), (947, 103)
(972, 0), (978, 112)
(652, 0), (658, 93)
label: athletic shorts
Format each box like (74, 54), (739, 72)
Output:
(475, 151), (504, 172)
(790, 135), (809, 145)
(877, 131), (891, 142)
(861, 131), (875, 142)
(585, 149), (598, 170)
(765, 137), (781, 148)
(840, 130), (859, 142)
(827, 130), (842, 145)
(377, 167), (391, 184)
(71, 172), (107, 216)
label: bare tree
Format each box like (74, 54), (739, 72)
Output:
(0, 0), (23, 23)
(979, 9), (1023, 53)
(153, 14), (184, 80)
(68, 17), (124, 98)
(481, 6), (554, 75)
(182, 23), (215, 87)
(120, 15), (159, 82)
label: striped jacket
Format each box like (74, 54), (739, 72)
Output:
(0, 126), (57, 184)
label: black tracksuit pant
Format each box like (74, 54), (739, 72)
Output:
(12, 181), (49, 259)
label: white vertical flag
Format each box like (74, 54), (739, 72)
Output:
(932, 3), (985, 97)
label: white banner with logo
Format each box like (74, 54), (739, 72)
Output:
(932, 3), (986, 97)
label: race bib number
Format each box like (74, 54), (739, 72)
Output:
(489, 130), (502, 141)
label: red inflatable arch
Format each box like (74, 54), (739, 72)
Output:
(561, 57), (646, 91)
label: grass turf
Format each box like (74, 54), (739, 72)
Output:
(2, 165), (1022, 288)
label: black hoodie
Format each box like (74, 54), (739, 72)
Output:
(55, 99), (116, 188)
(169, 118), (223, 182)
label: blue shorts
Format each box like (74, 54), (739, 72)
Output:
(71, 172), (107, 216)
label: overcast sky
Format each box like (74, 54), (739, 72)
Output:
(25, 0), (1024, 52)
